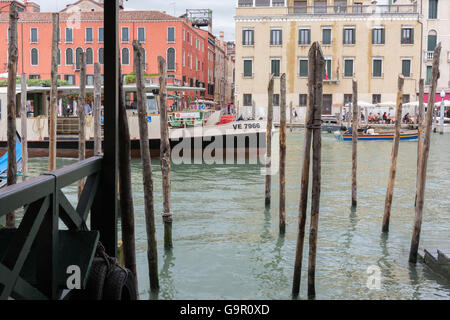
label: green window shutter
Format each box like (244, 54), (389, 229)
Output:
(353, 28), (356, 44)
(299, 60), (308, 77)
(402, 60), (411, 77)
(251, 30), (254, 44)
(427, 35), (436, 51)
(327, 60), (332, 78)
(411, 28), (414, 44)
(381, 29), (385, 44)
(373, 60), (382, 77)
(343, 28), (345, 44)
(372, 29), (375, 44)
(426, 66), (432, 84)
(270, 30), (274, 45)
(244, 60), (252, 76)
(242, 30), (246, 44)
(344, 60), (353, 77)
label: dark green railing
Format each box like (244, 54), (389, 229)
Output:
(0, 156), (109, 300)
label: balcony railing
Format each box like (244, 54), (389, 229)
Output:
(425, 51), (434, 61)
(285, 4), (418, 15)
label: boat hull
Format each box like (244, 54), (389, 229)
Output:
(341, 132), (419, 141)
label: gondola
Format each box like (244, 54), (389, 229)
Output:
(0, 132), (23, 188)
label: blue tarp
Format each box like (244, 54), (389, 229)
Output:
(0, 141), (22, 175)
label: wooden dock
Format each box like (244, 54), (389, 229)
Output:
(419, 248), (450, 281)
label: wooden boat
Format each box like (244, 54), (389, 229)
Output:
(0, 132), (23, 189)
(339, 130), (419, 141)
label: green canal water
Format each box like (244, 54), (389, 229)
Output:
(25, 130), (450, 300)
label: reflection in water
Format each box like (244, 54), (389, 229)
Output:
(24, 131), (450, 299)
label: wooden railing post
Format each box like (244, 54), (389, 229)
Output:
(78, 52), (87, 198)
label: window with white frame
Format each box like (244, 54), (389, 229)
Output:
(343, 27), (355, 44)
(30, 28), (38, 43)
(401, 58), (411, 77)
(270, 28), (282, 45)
(98, 27), (104, 43)
(138, 27), (145, 43)
(344, 58), (354, 77)
(322, 27), (331, 45)
(31, 48), (38, 66)
(66, 28), (73, 43)
(121, 27), (129, 42)
(86, 27), (93, 43)
(167, 27), (175, 43)
(242, 29), (254, 45)
(299, 28), (310, 45)
(243, 58), (253, 77)
(372, 58), (383, 78)
(271, 58), (281, 77)
(372, 27), (385, 45)
(299, 58), (308, 77)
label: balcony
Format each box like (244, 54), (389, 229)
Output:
(425, 51), (434, 61)
(285, 4), (418, 16)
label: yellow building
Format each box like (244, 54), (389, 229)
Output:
(235, 0), (421, 118)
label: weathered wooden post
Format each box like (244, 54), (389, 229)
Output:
(6, 3), (18, 228)
(133, 40), (159, 291)
(382, 75), (405, 233)
(117, 60), (138, 289)
(292, 42), (323, 297)
(20, 73), (28, 180)
(93, 62), (102, 155)
(414, 79), (425, 207)
(338, 106), (342, 127)
(409, 44), (441, 263)
(307, 43), (324, 299)
(158, 56), (173, 250)
(78, 51), (87, 198)
(346, 103), (351, 129)
(351, 78), (358, 207)
(252, 100), (256, 120)
(279, 73), (287, 234)
(49, 13), (59, 171)
(265, 75), (274, 207)
(289, 101), (293, 132)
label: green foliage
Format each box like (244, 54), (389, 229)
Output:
(125, 72), (159, 84)
(0, 77), (69, 87)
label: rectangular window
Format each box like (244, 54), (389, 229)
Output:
(299, 58), (308, 77)
(271, 58), (281, 77)
(402, 94), (410, 104)
(323, 59), (332, 80)
(323, 94), (332, 115)
(372, 28), (385, 45)
(122, 27), (129, 42)
(428, 0), (438, 19)
(344, 59), (354, 77)
(372, 94), (381, 104)
(402, 59), (411, 77)
(86, 75), (94, 85)
(138, 27), (145, 42)
(372, 58), (383, 77)
(343, 27), (355, 44)
(243, 59), (253, 77)
(29, 74), (40, 80)
(427, 34), (437, 51)
(270, 29), (282, 46)
(401, 27), (414, 44)
(353, 2), (363, 13)
(273, 94), (280, 106)
(242, 29), (254, 45)
(334, 0), (347, 13)
(426, 65), (432, 85)
(98, 27), (104, 43)
(299, 94), (307, 106)
(64, 75), (75, 85)
(85, 27), (93, 42)
(272, 0), (285, 6)
(238, 0), (253, 6)
(293, 1), (307, 13)
(65, 28), (73, 43)
(30, 28), (38, 43)
(314, 1), (327, 14)
(167, 27), (175, 42)
(299, 28), (310, 45)
(322, 28), (331, 45)
(344, 94), (352, 105)
(243, 94), (252, 106)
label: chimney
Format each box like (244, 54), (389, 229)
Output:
(220, 32), (224, 42)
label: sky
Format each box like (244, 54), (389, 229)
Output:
(38, 0), (236, 41)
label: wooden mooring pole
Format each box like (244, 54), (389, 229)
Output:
(158, 56), (173, 250)
(289, 101), (293, 132)
(6, 3), (18, 228)
(307, 42), (324, 299)
(265, 75), (274, 207)
(415, 79), (425, 207)
(293, 42), (323, 298)
(20, 73), (28, 181)
(409, 44), (441, 263)
(93, 62), (102, 155)
(78, 51), (87, 198)
(351, 78), (358, 207)
(252, 100), (256, 120)
(118, 59), (138, 288)
(133, 40), (159, 291)
(49, 13), (59, 171)
(279, 73), (287, 234)
(382, 75), (405, 233)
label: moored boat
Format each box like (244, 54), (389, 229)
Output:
(337, 130), (419, 141)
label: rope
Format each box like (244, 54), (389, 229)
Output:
(305, 118), (323, 130)
(96, 241), (129, 281)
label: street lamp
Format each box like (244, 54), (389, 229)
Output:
(440, 89), (445, 134)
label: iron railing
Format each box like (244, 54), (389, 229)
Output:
(285, 5), (418, 15)
(0, 156), (107, 300)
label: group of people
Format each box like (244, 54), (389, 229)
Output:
(367, 112), (393, 124)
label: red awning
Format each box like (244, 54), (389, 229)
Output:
(424, 93), (450, 103)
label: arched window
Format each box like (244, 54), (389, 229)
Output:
(122, 47), (129, 65)
(31, 48), (38, 66)
(427, 30), (437, 52)
(167, 47), (175, 71)
(86, 48), (93, 65)
(66, 48), (73, 65)
(75, 47), (83, 70)
(99, 48), (104, 65)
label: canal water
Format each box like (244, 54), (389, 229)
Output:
(25, 130), (450, 300)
